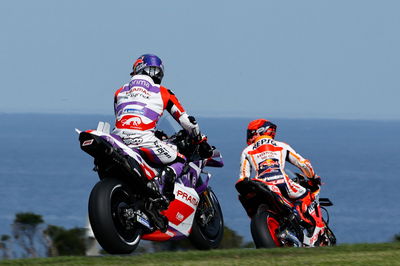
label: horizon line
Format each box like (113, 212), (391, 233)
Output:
(0, 111), (399, 122)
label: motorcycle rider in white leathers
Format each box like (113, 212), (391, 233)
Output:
(112, 54), (207, 225)
(237, 119), (321, 229)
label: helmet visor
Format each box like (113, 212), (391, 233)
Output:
(142, 66), (164, 83)
(143, 66), (162, 76)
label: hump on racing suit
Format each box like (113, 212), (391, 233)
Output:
(240, 135), (314, 181)
(113, 74), (199, 137)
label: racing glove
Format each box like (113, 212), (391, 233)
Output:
(155, 130), (168, 140)
(198, 137), (213, 159)
(307, 175), (321, 191)
(186, 116), (213, 158)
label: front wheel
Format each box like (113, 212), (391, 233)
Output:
(250, 205), (282, 248)
(189, 188), (224, 250)
(88, 178), (141, 254)
(320, 225), (336, 246)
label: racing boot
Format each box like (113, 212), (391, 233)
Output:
(161, 166), (177, 202)
(146, 162), (183, 232)
(145, 179), (169, 232)
(161, 159), (185, 201)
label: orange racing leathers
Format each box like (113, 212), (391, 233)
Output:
(238, 135), (316, 202)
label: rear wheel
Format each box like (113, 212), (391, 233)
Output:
(251, 205), (282, 248)
(189, 188), (224, 250)
(88, 178), (141, 254)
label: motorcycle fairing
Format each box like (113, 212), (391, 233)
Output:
(303, 225), (325, 246)
(80, 129), (159, 180)
(178, 161), (213, 195)
(300, 193), (327, 246)
(179, 161), (203, 188)
(141, 183), (199, 241)
(205, 149), (224, 168)
(244, 178), (295, 210)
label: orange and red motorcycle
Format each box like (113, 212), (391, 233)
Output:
(236, 172), (336, 248)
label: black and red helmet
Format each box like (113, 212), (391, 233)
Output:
(246, 119), (277, 145)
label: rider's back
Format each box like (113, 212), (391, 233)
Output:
(241, 135), (294, 180)
(113, 75), (172, 132)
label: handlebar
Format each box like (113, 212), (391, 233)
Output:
(157, 129), (214, 160)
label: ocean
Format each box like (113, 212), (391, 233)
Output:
(0, 114), (399, 244)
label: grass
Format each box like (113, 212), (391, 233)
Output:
(1, 242), (400, 265)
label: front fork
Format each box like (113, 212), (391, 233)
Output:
(197, 189), (215, 226)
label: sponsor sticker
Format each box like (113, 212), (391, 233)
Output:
(120, 116), (142, 127)
(137, 215), (151, 229)
(176, 190), (199, 206)
(123, 109), (143, 115)
(176, 212), (185, 222)
(82, 139), (94, 146)
(254, 138), (276, 149)
(124, 137), (143, 145)
(121, 131), (138, 136)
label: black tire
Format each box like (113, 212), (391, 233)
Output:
(323, 225), (337, 246)
(88, 178), (141, 254)
(189, 188), (224, 250)
(250, 205), (282, 248)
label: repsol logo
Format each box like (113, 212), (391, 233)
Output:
(253, 138), (276, 149)
(177, 190), (198, 206)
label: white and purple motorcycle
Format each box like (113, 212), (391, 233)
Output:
(77, 120), (224, 254)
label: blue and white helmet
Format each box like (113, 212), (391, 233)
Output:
(130, 54), (164, 84)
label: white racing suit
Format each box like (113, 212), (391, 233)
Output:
(238, 135), (318, 226)
(112, 74), (199, 192)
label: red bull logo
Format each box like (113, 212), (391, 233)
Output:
(260, 167), (279, 175)
(260, 159), (279, 168)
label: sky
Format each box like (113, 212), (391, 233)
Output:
(1, 0), (399, 119)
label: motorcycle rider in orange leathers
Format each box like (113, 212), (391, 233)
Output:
(236, 119), (322, 230)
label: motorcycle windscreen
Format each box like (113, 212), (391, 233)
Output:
(157, 113), (181, 136)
